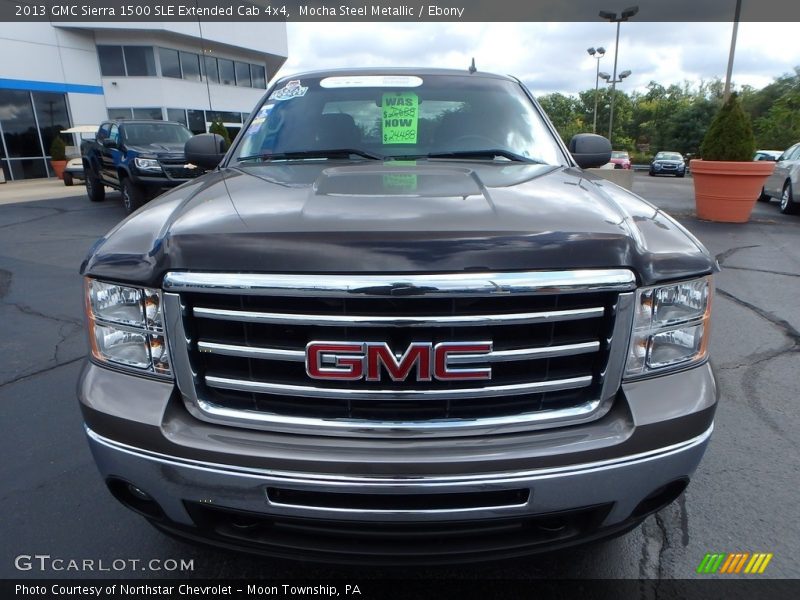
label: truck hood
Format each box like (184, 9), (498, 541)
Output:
(126, 142), (185, 158)
(81, 161), (716, 287)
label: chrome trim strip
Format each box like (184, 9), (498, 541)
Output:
(265, 497), (529, 515)
(164, 270), (637, 297)
(85, 422), (713, 486)
(204, 374), (593, 399)
(190, 394), (602, 437)
(599, 292), (635, 404)
(452, 341), (600, 364)
(198, 341), (305, 362)
(192, 306), (605, 327)
(197, 340), (600, 364)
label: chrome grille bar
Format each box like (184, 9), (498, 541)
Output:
(164, 270), (636, 297)
(192, 306), (605, 327)
(204, 374), (593, 400)
(197, 340), (600, 364)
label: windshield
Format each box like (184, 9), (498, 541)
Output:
(655, 152), (682, 161)
(122, 122), (193, 145)
(611, 151), (628, 159)
(233, 74), (566, 165)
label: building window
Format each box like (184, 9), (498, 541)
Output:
(187, 109), (206, 134)
(98, 46), (156, 77)
(133, 108), (163, 120)
(32, 92), (70, 155)
(98, 45), (126, 76)
(251, 65), (267, 89)
(0, 89), (72, 181)
(203, 56), (219, 84)
(123, 46), (156, 76)
(218, 59), (235, 86)
(167, 108), (188, 126)
(159, 48), (182, 78)
(235, 62), (251, 87)
(180, 52), (201, 82)
(107, 108), (133, 120)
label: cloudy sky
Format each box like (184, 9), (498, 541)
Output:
(278, 22), (800, 96)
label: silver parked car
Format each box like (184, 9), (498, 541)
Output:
(759, 142), (800, 214)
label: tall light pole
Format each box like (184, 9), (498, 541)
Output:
(723, 0), (742, 102)
(587, 47), (605, 133)
(599, 6), (638, 145)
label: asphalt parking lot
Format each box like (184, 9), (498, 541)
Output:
(0, 172), (798, 580)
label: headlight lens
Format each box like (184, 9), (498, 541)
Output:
(134, 157), (161, 171)
(625, 276), (712, 378)
(84, 278), (172, 377)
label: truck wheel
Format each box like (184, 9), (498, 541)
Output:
(85, 169), (105, 203)
(122, 178), (148, 214)
(63, 172), (74, 186)
(779, 181), (799, 215)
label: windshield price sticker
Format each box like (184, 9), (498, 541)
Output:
(270, 80), (308, 101)
(382, 92), (419, 145)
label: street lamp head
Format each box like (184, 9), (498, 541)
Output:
(587, 47), (596, 56)
(599, 10), (617, 20)
(598, 72), (611, 80)
(619, 70), (632, 79)
(597, 47), (606, 56)
(621, 5), (639, 19)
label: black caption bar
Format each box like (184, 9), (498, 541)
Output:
(2, 0), (800, 21)
(4, 579), (799, 600)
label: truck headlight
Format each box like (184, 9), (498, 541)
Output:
(624, 276), (712, 378)
(84, 279), (172, 377)
(134, 157), (161, 171)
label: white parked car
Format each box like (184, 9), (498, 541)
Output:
(759, 142), (800, 214)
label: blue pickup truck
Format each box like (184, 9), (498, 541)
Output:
(81, 120), (202, 214)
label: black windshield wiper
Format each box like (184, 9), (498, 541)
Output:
(426, 149), (540, 163)
(238, 148), (384, 162)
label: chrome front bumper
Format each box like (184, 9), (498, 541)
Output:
(87, 423), (712, 527)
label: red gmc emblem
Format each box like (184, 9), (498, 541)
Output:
(305, 341), (493, 382)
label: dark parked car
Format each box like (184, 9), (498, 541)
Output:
(649, 151), (686, 177)
(81, 120), (201, 213)
(79, 68), (717, 562)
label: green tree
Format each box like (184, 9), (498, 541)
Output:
(209, 118), (231, 146)
(537, 92), (586, 143)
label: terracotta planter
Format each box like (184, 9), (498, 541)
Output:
(50, 160), (67, 180)
(690, 159), (775, 223)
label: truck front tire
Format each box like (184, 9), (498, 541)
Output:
(85, 168), (105, 203)
(122, 178), (148, 214)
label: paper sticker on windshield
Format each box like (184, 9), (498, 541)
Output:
(382, 92), (418, 145)
(321, 75), (423, 89)
(245, 104), (274, 136)
(270, 80), (308, 101)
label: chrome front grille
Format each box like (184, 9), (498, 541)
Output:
(163, 271), (636, 437)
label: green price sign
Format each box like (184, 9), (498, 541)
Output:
(382, 92), (418, 144)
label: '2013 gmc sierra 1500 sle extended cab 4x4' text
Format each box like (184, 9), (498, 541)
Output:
(78, 68), (717, 563)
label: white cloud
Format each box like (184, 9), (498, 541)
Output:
(278, 22), (800, 95)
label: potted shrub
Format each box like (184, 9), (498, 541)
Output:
(690, 93), (775, 223)
(49, 136), (68, 180)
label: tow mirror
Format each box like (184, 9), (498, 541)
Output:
(569, 133), (612, 169)
(185, 133), (229, 170)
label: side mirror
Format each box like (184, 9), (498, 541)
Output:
(185, 133), (229, 171)
(568, 133), (612, 169)
(102, 138), (117, 149)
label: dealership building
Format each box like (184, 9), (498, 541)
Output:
(0, 22), (288, 180)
